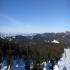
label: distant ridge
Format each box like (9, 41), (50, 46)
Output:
(0, 31), (70, 37)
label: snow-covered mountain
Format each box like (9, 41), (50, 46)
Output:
(0, 31), (70, 45)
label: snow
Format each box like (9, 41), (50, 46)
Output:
(1, 66), (7, 70)
(51, 40), (60, 43)
(16, 64), (19, 67)
(0, 58), (25, 70)
(0, 48), (70, 70)
(55, 48), (70, 70)
(53, 65), (59, 70)
(42, 61), (47, 70)
(42, 61), (52, 70)
(8, 65), (10, 70)
(12, 36), (16, 39)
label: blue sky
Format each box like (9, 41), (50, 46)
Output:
(0, 0), (70, 33)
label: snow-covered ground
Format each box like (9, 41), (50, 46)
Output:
(0, 48), (70, 70)
(0, 58), (25, 70)
(54, 48), (70, 70)
(42, 61), (52, 70)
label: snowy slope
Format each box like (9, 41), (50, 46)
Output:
(51, 40), (60, 44)
(54, 48), (70, 70)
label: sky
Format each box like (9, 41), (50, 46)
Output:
(0, 0), (70, 33)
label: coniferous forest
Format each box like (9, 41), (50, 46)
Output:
(0, 32), (70, 70)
